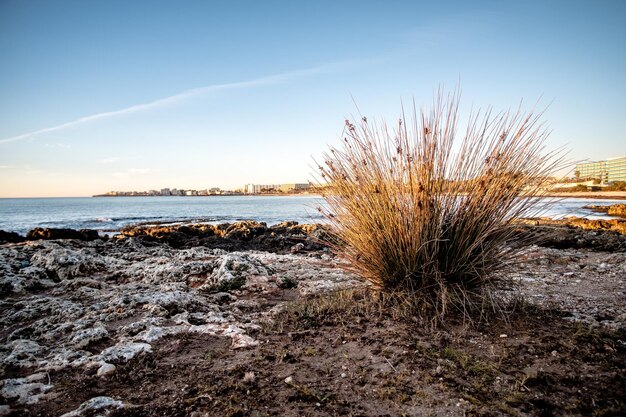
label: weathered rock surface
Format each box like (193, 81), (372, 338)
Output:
(515, 220), (626, 250)
(0, 232), (360, 409)
(583, 203), (626, 218)
(0, 231), (25, 244)
(26, 228), (100, 241)
(117, 220), (331, 252)
(501, 246), (626, 329)
(59, 396), (123, 417)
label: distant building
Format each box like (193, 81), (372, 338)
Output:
(278, 183), (310, 192)
(243, 183), (310, 194)
(575, 156), (626, 183)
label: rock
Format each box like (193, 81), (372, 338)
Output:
(26, 228), (100, 241)
(608, 204), (626, 217)
(136, 326), (168, 343)
(0, 230), (26, 244)
(96, 363), (116, 377)
(514, 220), (626, 251)
(100, 343), (152, 364)
(116, 221), (331, 253)
(60, 396), (123, 417)
(200, 254), (271, 293)
(71, 324), (109, 348)
(290, 243), (305, 253)
(231, 333), (259, 349)
(583, 203), (626, 218)
(284, 376), (293, 384)
(30, 245), (112, 280)
(223, 221), (267, 240)
(0, 405), (11, 417)
(0, 373), (52, 405)
(2, 339), (44, 368)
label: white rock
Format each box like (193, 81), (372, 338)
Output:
(100, 343), (152, 363)
(0, 373), (52, 405)
(71, 325), (109, 348)
(2, 339), (44, 368)
(97, 363), (116, 377)
(136, 326), (167, 343)
(284, 376), (293, 384)
(60, 396), (123, 417)
(231, 334), (259, 349)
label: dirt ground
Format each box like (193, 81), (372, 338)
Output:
(17, 290), (626, 417)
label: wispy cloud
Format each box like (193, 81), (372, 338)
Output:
(44, 143), (71, 149)
(0, 61), (354, 145)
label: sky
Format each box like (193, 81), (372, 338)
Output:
(1, 0), (625, 197)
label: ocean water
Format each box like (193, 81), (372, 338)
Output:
(0, 195), (623, 236)
(0, 195), (326, 235)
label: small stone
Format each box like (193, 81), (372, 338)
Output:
(551, 350), (558, 357)
(97, 363), (116, 377)
(340, 373), (347, 378)
(290, 243), (305, 253)
(242, 372), (255, 383)
(499, 334), (508, 338)
(284, 376), (293, 384)
(231, 334), (259, 349)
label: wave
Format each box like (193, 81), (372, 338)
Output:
(94, 217), (113, 223)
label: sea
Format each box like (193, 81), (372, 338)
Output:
(0, 195), (624, 236)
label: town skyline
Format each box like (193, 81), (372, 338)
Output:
(95, 182), (314, 197)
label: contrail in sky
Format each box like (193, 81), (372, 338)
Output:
(0, 62), (350, 145)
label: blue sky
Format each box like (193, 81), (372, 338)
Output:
(1, 0), (625, 197)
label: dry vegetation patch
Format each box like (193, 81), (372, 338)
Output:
(317, 91), (563, 322)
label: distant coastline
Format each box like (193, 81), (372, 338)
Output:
(539, 191), (626, 200)
(93, 183), (324, 197)
(92, 192), (320, 197)
(92, 190), (626, 199)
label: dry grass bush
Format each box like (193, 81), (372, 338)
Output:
(315, 90), (562, 323)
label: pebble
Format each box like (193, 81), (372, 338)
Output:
(96, 363), (116, 377)
(284, 376), (293, 384)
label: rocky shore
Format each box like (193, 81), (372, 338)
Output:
(582, 203), (626, 218)
(1, 218), (625, 416)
